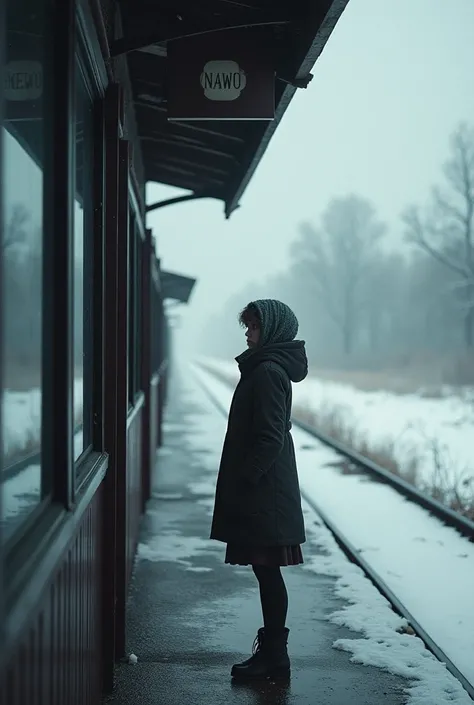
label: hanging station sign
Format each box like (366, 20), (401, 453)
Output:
(4, 32), (44, 122)
(4, 61), (43, 102)
(167, 30), (275, 121)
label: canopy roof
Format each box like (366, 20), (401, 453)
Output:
(113, 0), (349, 216)
(161, 270), (196, 302)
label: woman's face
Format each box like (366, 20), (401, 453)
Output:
(245, 313), (260, 348)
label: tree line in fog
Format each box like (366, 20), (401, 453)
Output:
(3, 122), (473, 386)
(2, 204), (84, 389)
(200, 122), (474, 383)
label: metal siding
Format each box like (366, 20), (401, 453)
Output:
(126, 406), (143, 592)
(114, 137), (130, 658)
(150, 375), (159, 475)
(0, 487), (103, 705)
(158, 375), (164, 448)
(139, 229), (152, 510)
(101, 82), (122, 690)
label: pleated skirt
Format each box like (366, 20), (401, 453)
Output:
(225, 543), (304, 567)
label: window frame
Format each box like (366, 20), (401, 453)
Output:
(0, 0), (5, 645)
(73, 41), (97, 470)
(1, 0), (108, 578)
(73, 0), (107, 490)
(134, 234), (143, 396)
(127, 184), (145, 407)
(0, 0), (71, 556)
(151, 259), (161, 375)
(127, 209), (135, 408)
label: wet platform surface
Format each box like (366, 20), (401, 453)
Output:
(106, 372), (409, 705)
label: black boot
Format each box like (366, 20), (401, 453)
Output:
(231, 628), (291, 680)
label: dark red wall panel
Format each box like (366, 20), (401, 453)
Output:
(158, 374), (165, 448)
(149, 374), (159, 476)
(139, 229), (152, 510)
(126, 404), (143, 593)
(0, 486), (103, 705)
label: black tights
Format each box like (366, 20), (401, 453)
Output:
(252, 565), (288, 635)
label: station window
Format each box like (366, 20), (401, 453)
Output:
(134, 235), (143, 394)
(73, 57), (94, 461)
(151, 287), (158, 374)
(128, 216), (143, 404)
(1, 0), (50, 542)
(128, 212), (135, 406)
(152, 285), (162, 374)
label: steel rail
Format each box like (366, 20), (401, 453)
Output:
(193, 365), (474, 701)
(294, 416), (474, 541)
(196, 362), (474, 541)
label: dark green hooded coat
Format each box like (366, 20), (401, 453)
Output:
(210, 300), (308, 547)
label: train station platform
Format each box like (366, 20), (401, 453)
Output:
(106, 368), (410, 705)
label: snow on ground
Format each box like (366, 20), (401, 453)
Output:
(2, 379), (84, 539)
(2, 462), (41, 539)
(2, 378), (84, 460)
(138, 533), (218, 572)
(191, 362), (474, 701)
(1, 430), (84, 541)
(199, 356), (474, 500)
(2, 387), (42, 459)
(303, 517), (472, 705)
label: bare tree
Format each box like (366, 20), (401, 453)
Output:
(292, 195), (386, 355)
(358, 251), (408, 354)
(2, 204), (30, 251)
(402, 123), (474, 348)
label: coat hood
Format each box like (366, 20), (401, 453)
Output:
(236, 299), (307, 382)
(252, 299), (299, 346)
(236, 340), (308, 383)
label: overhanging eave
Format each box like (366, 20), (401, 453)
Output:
(161, 270), (197, 303)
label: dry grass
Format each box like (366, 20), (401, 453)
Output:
(199, 362), (474, 521)
(4, 428), (40, 467)
(3, 407), (85, 467)
(3, 361), (42, 392)
(292, 403), (420, 487)
(309, 353), (474, 397)
(307, 367), (428, 394)
(413, 432), (474, 521)
(3, 362), (85, 392)
(294, 402), (473, 520)
(3, 362), (85, 466)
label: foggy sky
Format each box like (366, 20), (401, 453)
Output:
(147, 0), (474, 352)
(4, 0), (474, 353)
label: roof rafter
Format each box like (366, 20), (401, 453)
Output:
(140, 135), (240, 162)
(117, 0), (350, 216)
(111, 14), (293, 56)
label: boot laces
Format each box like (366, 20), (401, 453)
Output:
(252, 631), (264, 655)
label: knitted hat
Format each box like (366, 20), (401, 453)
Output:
(252, 299), (299, 346)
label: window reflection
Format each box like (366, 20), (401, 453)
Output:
(73, 59), (94, 461)
(135, 237), (142, 394)
(128, 213), (135, 407)
(1, 0), (48, 541)
(128, 218), (143, 403)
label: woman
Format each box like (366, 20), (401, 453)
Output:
(210, 298), (308, 681)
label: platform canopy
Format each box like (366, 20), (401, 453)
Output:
(161, 270), (197, 303)
(113, 0), (349, 217)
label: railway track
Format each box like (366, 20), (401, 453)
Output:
(193, 361), (474, 702)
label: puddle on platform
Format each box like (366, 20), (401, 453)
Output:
(153, 492), (185, 501)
